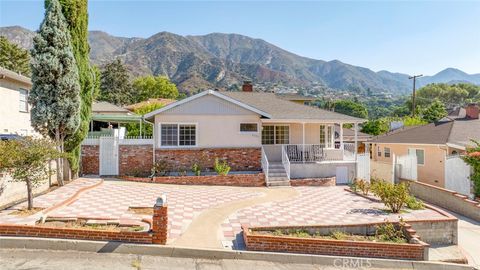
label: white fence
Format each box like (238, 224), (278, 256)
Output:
(445, 155), (472, 197)
(82, 136), (153, 146)
(356, 152), (371, 181)
(395, 154), (418, 181)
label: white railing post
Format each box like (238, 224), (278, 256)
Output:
(261, 146), (269, 184)
(282, 145), (291, 180)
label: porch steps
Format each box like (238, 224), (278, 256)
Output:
(267, 162), (290, 187)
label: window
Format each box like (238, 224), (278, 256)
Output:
(409, 148), (425, 165)
(19, 89), (28, 112)
(319, 125), (325, 146)
(240, 123), (258, 132)
(319, 125), (334, 148)
(262, 125), (289, 145)
(326, 126), (333, 148)
(384, 147), (391, 158)
(160, 124), (196, 147)
(377, 146), (382, 157)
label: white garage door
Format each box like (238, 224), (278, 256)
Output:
(336, 166), (349, 184)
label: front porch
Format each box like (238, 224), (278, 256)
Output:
(260, 121), (360, 186)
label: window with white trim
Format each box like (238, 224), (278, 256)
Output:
(160, 124), (196, 147)
(384, 147), (391, 158)
(19, 89), (28, 112)
(377, 146), (382, 157)
(319, 125), (334, 148)
(262, 125), (289, 145)
(319, 125), (325, 146)
(240, 123), (258, 132)
(408, 148), (425, 165)
(326, 126), (333, 148)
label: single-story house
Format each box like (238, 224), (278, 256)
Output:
(369, 103), (479, 188)
(89, 101), (142, 137)
(144, 86), (366, 186)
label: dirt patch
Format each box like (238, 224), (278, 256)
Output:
(36, 219), (145, 232)
(8, 207), (45, 216)
(128, 207), (153, 215)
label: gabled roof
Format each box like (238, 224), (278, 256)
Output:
(371, 118), (480, 149)
(221, 91), (365, 122)
(0, 67), (31, 86)
(144, 90), (272, 120)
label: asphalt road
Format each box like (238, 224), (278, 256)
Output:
(0, 248), (386, 270)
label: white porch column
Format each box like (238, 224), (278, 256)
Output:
(339, 123), (344, 150)
(302, 122), (306, 163)
(354, 122), (358, 160)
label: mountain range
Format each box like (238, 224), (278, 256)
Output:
(2, 25), (480, 94)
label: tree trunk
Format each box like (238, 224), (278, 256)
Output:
(55, 130), (64, 186)
(26, 178), (33, 210)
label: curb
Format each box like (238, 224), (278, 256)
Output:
(0, 236), (475, 270)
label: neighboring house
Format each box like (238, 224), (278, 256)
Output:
(369, 104), (480, 188)
(276, 93), (316, 105)
(144, 86), (365, 186)
(334, 124), (371, 153)
(0, 67), (35, 136)
(89, 101), (142, 137)
(124, 98), (176, 111)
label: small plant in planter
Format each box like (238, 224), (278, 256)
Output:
(191, 163), (202, 176)
(405, 195), (425, 210)
(151, 160), (170, 177)
(355, 179), (370, 195)
(375, 220), (407, 243)
(214, 158), (230, 176)
(371, 180), (409, 213)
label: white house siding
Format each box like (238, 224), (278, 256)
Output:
(0, 78), (35, 136)
(154, 95), (262, 148)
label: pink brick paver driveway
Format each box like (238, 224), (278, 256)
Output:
(221, 186), (447, 240)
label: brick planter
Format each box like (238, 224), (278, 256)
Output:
(120, 173), (265, 187)
(290, 177), (336, 186)
(0, 198), (169, 245)
(243, 222), (429, 261)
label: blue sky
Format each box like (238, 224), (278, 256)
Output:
(1, 0), (479, 75)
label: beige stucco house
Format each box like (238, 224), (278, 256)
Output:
(0, 67), (36, 136)
(145, 88), (365, 186)
(369, 104), (480, 188)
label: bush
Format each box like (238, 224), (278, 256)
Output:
(191, 163), (201, 176)
(405, 195), (425, 210)
(151, 160), (170, 177)
(371, 180), (409, 213)
(375, 221), (406, 243)
(214, 158), (230, 176)
(355, 179), (370, 195)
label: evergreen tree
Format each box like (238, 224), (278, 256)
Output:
(0, 36), (31, 75)
(98, 58), (135, 105)
(46, 0), (96, 177)
(30, 0), (81, 186)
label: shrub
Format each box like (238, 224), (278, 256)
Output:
(151, 160), (170, 177)
(375, 221), (406, 243)
(405, 195), (425, 210)
(371, 180), (409, 213)
(462, 140), (480, 197)
(355, 179), (370, 195)
(191, 163), (202, 176)
(214, 158), (230, 176)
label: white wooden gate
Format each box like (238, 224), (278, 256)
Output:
(445, 155), (472, 196)
(99, 136), (119, 175)
(356, 152), (371, 182)
(336, 166), (349, 184)
(395, 154), (417, 181)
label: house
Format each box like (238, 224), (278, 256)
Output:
(276, 93), (316, 105)
(89, 101), (143, 137)
(0, 67), (36, 137)
(124, 98), (176, 111)
(144, 85), (365, 186)
(334, 124), (371, 153)
(369, 103), (480, 188)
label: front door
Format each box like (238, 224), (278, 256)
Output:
(99, 136), (119, 175)
(336, 166), (349, 184)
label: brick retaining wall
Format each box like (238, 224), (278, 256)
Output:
(121, 173), (265, 187)
(155, 148), (261, 171)
(243, 223), (429, 261)
(119, 145), (153, 176)
(81, 145), (99, 175)
(290, 177), (336, 186)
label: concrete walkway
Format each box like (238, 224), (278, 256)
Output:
(171, 187), (299, 249)
(455, 213), (480, 268)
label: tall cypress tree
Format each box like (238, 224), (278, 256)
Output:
(46, 0), (96, 177)
(30, 0), (81, 186)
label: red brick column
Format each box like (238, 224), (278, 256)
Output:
(152, 196), (168, 244)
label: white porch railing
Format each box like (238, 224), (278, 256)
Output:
(284, 143), (356, 162)
(261, 146), (269, 183)
(281, 146), (291, 180)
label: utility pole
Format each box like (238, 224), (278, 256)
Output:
(409, 74), (423, 116)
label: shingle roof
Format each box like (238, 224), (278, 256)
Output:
(92, 101), (131, 114)
(221, 91), (364, 122)
(371, 118), (480, 148)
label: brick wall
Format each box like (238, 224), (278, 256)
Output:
(0, 198), (169, 245)
(119, 145), (153, 176)
(243, 223), (429, 261)
(120, 173), (265, 187)
(155, 148), (261, 171)
(290, 177), (336, 186)
(81, 145), (99, 175)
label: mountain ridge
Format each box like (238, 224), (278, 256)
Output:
(1, 25), (479, 94)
